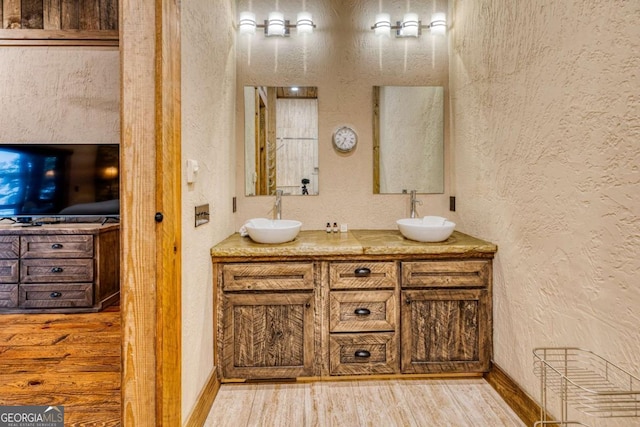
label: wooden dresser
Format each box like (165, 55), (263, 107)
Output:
(0, 223), (119, 313)
(211, 229), (497, 382)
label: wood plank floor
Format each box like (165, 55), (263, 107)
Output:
(205, 378), (526, 427)
(0, 305), (121, 426)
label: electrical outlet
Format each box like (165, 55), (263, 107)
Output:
(195, 204), (210, 227)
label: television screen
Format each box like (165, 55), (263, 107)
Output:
(0, 144), (119, 220)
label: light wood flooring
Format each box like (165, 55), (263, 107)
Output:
(205, 378), (526, 427)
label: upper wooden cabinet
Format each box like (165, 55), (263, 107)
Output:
(0, 0), (118, 46)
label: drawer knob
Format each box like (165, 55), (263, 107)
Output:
(51, 243), (64, 249)
(51, 267), (64, 273)
(50, 292), (62, 298)
(354, 308), (371, 316)
(354, 267), (371, 277)
(354, 350), (371, 358)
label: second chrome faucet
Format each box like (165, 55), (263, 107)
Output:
(409, 190), (422, 219)
(274, 190), (283, 220)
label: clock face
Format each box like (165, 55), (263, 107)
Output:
(333, 126), (357, 153)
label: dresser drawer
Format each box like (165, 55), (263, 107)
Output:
(0, 236), (19, 258)
(329, 262), (396, 289)
(20, 235), (93, 259)
(20, 259), (94, 283)
(0, 260), (19, 283)
(19, 283), (93, 308)
(329, 333), (398, 375)
(0, 284), (18, 308)
(222, 262), (314, 291)
(329, 291), (396, 332)
(402, 261), (491, 289)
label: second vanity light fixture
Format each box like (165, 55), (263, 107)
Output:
(372, 12), (446, 37)
(239, 11), (315, 36)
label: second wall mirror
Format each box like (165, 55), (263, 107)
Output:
(373, 86), (444, 194)
(244, 86), (319, 196)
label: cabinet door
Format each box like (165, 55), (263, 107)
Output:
(401, 289), (490, 373)
(222, 292), (315, 379)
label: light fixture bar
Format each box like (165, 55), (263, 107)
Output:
(239, 11), (316, 37)
(371, 12), (446, 37)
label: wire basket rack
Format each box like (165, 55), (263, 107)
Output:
(533, 347), (640, 426)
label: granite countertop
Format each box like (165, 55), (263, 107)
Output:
(210, 230), (497, 258)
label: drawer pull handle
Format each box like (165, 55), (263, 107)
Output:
(51, 243), (64, 249)
(354, 267), (371, 277)
(354, 308), (371, 316)
(50, 292), (62, 298)
(51, 267), (64, 273)
(354, 350), (371, 358)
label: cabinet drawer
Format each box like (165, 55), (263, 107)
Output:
(329, 262), (396, 289)
(19, 283), (93, 308)
(20, 235), (93, 259)
(0, 284), (18, 308)
(329, 333), (398, 375)
(222, 262), (314, 291)
(21, 259), (94, 283)
(0, 260), (19, 283)
(402, 261), (491, 288)
(329, 291), (396, 332)
(0, 236), (19, 258)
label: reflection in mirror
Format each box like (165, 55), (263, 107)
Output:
(373, 86), (444, 194)
(244, 86), (319, 196)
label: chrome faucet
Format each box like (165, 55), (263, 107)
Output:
(274, 190), (283, 220)
(409, 190), (422, 219)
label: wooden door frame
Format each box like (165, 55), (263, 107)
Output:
(120, 0), (182, 425)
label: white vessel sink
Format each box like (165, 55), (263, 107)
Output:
(397, 216), (456, 242)
(242, 218), (302, 244)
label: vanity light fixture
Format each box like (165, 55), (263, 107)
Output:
(371, 12), (446, 37)
(238, 11), (316, 37)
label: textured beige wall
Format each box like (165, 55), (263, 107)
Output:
(449, 0), (640, 417)
(235, 0), (450, 230)
(181, 0), (236, 420)
(0, 47), (119, 142)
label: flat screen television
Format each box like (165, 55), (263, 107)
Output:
(0, 144), (119, 221)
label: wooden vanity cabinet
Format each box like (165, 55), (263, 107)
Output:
(212, 230), (497, 381)
(400, 260), (492, 374)
(219, 262), (317, 379)
(328, 261), (399, 375)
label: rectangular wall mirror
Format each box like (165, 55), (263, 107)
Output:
(373, 86), (444, 194)
(244, 86), (319, 196)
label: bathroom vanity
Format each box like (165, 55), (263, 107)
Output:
(211, 230), (497, 381)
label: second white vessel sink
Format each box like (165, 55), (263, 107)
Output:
(397, 216), (456, 242)
(243, 218), (302, 244)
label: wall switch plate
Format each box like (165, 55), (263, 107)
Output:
(449, 196), (456, 212)
(195, 204), (210, 227)
(232, 197), (236, 213)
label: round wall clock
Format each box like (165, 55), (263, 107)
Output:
(332, 126), (358, 153)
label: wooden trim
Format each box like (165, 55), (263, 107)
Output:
(484, 362), (546, 427)
(372, 86), (381, 193)
(156, 0), (182, 424)
(183, 368), (221, 427)
(0, 29), (118, 47)
(221, 372), (484, 384)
